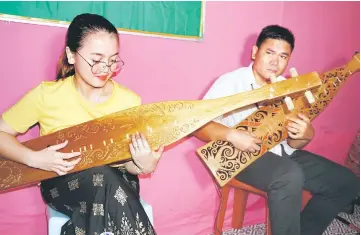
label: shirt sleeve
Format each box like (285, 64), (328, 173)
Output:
(2, 83), (44, 134)
(128, 93), (141, 108)
(202, 75), (235, 126)
(203, 75), (234, 100)
(136, 95), (141, 106)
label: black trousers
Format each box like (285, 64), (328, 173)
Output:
(235, 149), (359, 235)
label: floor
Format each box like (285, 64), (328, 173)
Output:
(217, 205), (360, 235)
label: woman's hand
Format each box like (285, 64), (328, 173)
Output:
(27, 140), (82, 176)
(129, 132), (164, 174)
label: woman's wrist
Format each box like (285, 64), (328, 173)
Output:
(23, 149), (37, 168)
(134, 163), (143, 175)
(133, 157), (157, 174)
(124, 161), (143, 175)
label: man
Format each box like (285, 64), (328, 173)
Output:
(194, 25), (359, 235)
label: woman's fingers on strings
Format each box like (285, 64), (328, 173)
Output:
(129, 143), (137, 156)
(135, 132), (145, 149)
(47, 140), (69, 151)
(61, 158), (80, 167)
(62, 152), (81, 159)
(52, 167), (67, 176)
(140, 133), (151, 150)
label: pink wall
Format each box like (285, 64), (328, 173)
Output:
(0, 2), (359, 235)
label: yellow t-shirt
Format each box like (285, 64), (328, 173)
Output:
(2, 76), (141, 136)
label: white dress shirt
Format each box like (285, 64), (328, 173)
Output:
(203, 63), (297, 156)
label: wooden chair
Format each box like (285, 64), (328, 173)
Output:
(214, 178), (312, 235)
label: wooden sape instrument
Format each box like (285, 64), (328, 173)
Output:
(196, 52), (360, 187)
(0, 72), (321, 192)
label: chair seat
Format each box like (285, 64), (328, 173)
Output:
(229, 179), (267, 196)
(47, 198), (153, 235)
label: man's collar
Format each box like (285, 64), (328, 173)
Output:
(247, 62), (261, 90)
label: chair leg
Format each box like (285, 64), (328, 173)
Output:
(215, 186), (231, 235)
(266, 206), (272, 235)
(232, 189), (249, 229)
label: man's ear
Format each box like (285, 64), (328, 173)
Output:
(65, 47), (75, 64)
(251, 45), (258, 60)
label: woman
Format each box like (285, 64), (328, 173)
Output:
(0, 13), (162, 235)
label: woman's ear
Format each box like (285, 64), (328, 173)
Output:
(65, 47), (75, 65)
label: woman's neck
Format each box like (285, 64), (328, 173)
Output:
(73, 75), (112, 103)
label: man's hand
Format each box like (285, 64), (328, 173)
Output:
(286, 113), (315, 140)
(226, 129), (262, 153)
